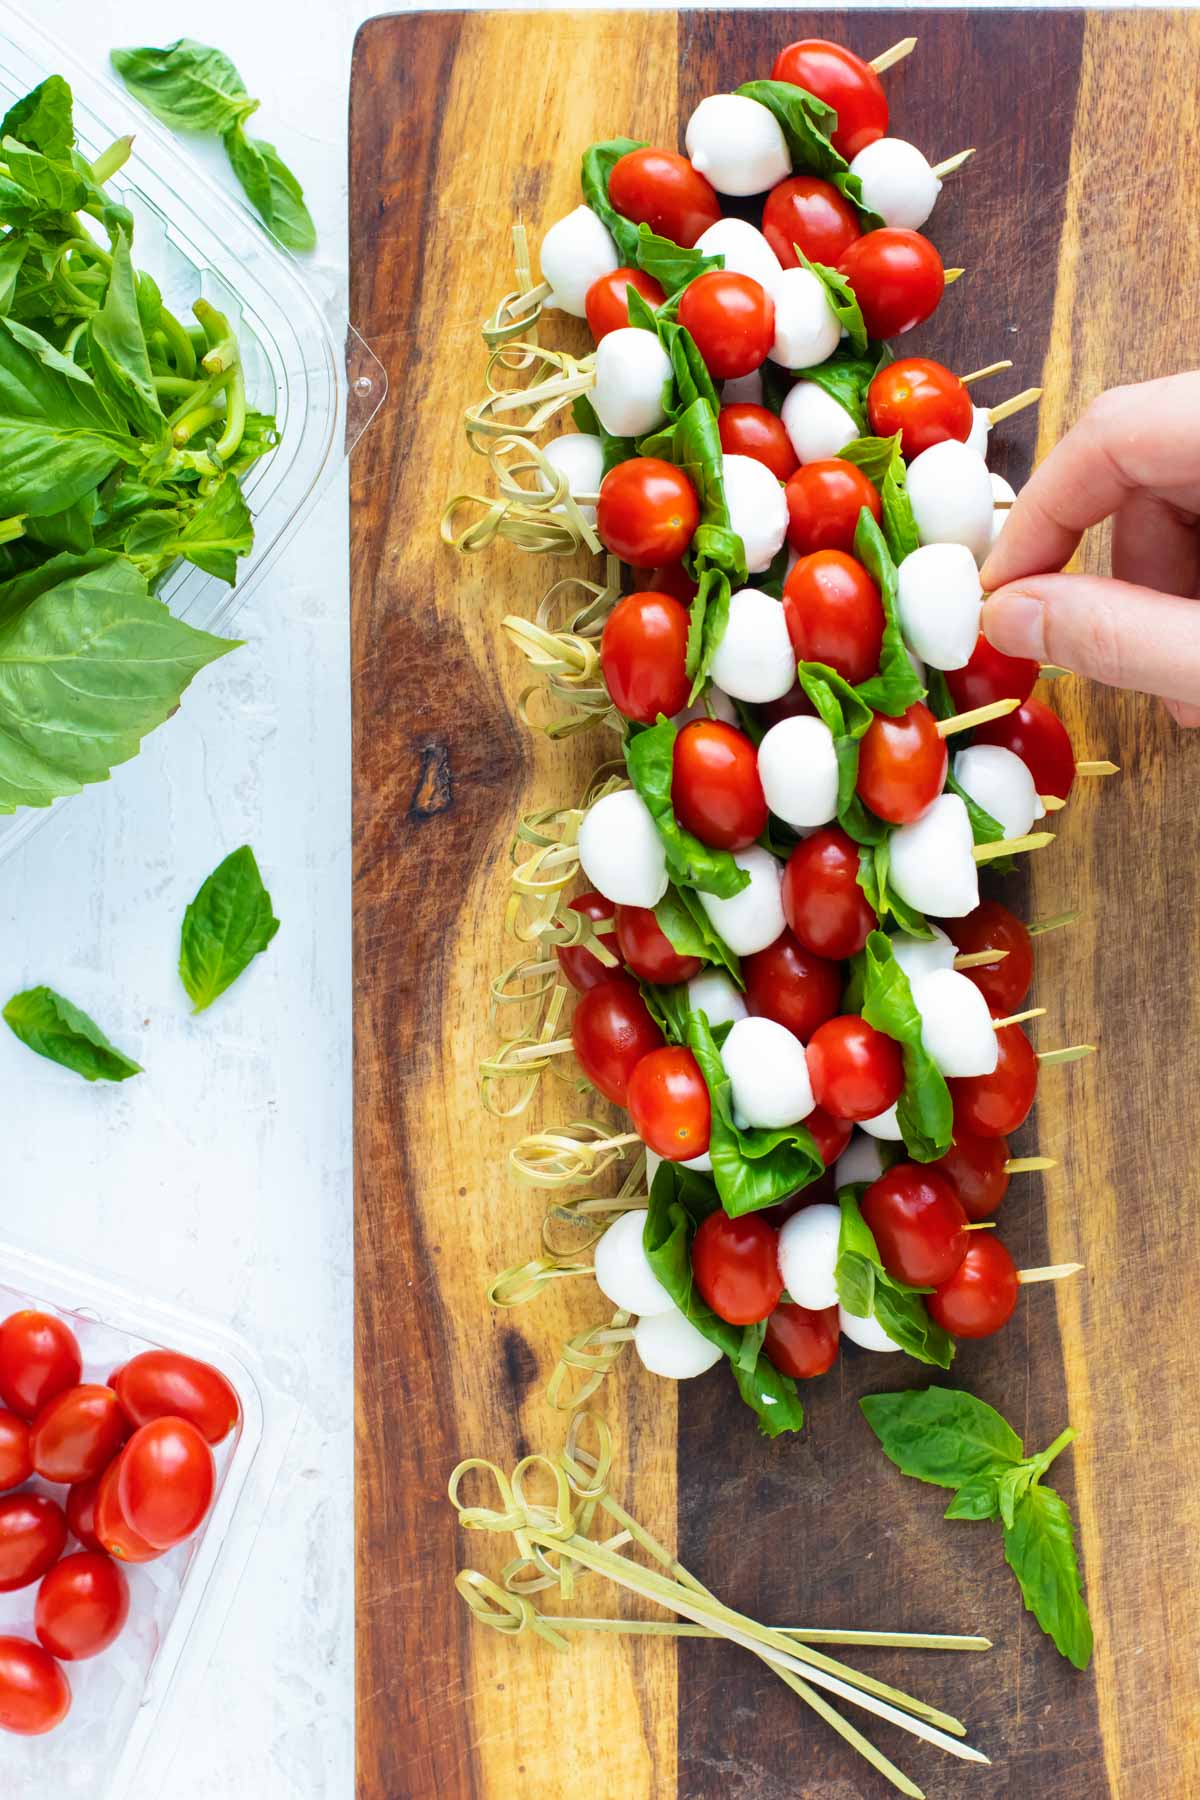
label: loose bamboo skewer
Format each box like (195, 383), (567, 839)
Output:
(871, 37), (916, 73)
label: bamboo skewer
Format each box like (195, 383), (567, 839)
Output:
(954, 948), (1007, 970)
(936, 696), (1019, 737)
(1037, 1043), (1096, 1065)
(1017, 1263), (1084, 1285)
(960, 359), (1013, 385)
(870, 37), (917, 73)
(942, 267), (965, 285)
(1005, 1155), (1057, 1174)
(973, 831), (1055, 863)
(932, 148), (975, 179)
(988, 387), (1042, 425)
(993, 1007), (1046, 1029)
(1077, 759), (1120, 777)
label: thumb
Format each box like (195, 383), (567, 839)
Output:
(982, 572), (1200, 706)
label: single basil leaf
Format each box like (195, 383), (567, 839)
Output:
(867, 837), (933, 938)
(872, 1281), (954, 1368)
(0, 316), (135, 515)
(860, 1387), (1025, 1488)
(797, 661), (873, 739)
(1, 137), (89, 215)
(838, 434), (899, 488)
(639, 979), (692, 1044)
(859, 931), (953, 1160)
(1, 77), (75, 159)
(925, 667), (956, 721)
(733, 80), (884, 228)
(3, 986), (142, 1082)
(835, 1188), (880, 1318)
(880, 445), (920, 563)
(635, 223), (722, 294)
(571, 392), (634, 474)
(180, 845), (280, 1012)
(853, 505), (924, 716)
(793, 245), (867, 355)
(580, 137), (647, 264)
(224, 127), (316, 252)
(1003, 1484), (1093, 1670)
(945, 766), (1008, 852)
(736, 1318), (767, 1373)
(688, 1010), (823, 1215)
(625, 716), (749, 899)
(88, 228), (165, 440)
(944, 1474), (1002, 1521)
(654, 883), (742, 985)
(0, 239), (28, 315)
(685, 566), (731, 698)
(792, 345), (875, 432)
(996, 1462), (1039, 1530)
(25, 496), (95, 555)
(110, 40), (256, 135)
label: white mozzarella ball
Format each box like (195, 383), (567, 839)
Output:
(990, 471), (1016, 546)
(896, 542), (982, 672)
(836, 1132), (887, 1189)
(591, 327), (673, 437)
(888, 793), (979, 919)
(859, 1103), (904, 1141)
(781, 380), (859, 464)
(687, 968), (748, 1028)
(578, 789), (668, 908)
(698, 846), (786, 956)
(697, 219), (783, 293)
(967, 404), (991, 458)
(674, 684), (739, 728)
(778, 1203), (841, 1310)
(839, 1304), (902, 1352)
(635, 1306), (723, 1378)
(540, 205), (620, 317)
(593, 1209), (676, 1316)
(849, 138), (941, 230)
(722, 1016), (814, 1129)
(709, 589), (795, 703)
(540, 433), (604, 525)
(890, 923), (956, 984)
(723, 454), (789, 574)
(954, 744), (1044, 840)
(686, 94), (791, 196)
(907, 440), (995, 565)
(758, 716), (839, 830)
(769, 268), (841, 369)
(910, 968), (999, 1079)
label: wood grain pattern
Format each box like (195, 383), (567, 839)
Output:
(352, 13), (1200, 1798)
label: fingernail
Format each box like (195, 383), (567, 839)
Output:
(982, 589), (1047, 661)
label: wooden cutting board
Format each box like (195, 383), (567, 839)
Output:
(350, 13), (1200, 1796)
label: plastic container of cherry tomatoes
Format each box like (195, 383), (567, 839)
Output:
(0, 1235), (296, 1799)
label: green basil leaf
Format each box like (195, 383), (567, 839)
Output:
(996, 1462), (1039, 1530)
(837, 434), (899, 488)
(3, 985), (142, 1082)
(735, 1318), (767, 1372)
(835, 1187), (880, 1318)
(856, 840), (933, 939)
(580, 137), (647, 264)
(639, 979), (692, 1044)
(0, 316), (135, 515)
(0, 240), (28, 316)
(792, 246), (867, 355)
(1003, 1485), (1093, 1669)
(872, 1281), (954, 1368)
(179, 844), (280, 1012)
(125, 472), (253, 586)
(684, 566), (731, 698)
(110, 40), (256, 135)
(225, 127), (316, 253)
(571, 393), (634, 474)
(792, 345), (875, 433)
(687, 1010), (823, 1215)
(1, 137), (89, 215)
(635, 222), (722, 295)
(654, 883), (742, 985)
(853, 505), (924, 716)
(859, 1387), (1025, 1488)
(835, 1188), (951, 1366)
(1, 77), (75, 159)
(859, 930), (953, 1159)
(25, 496), (95, 555)
(945, 766), (1008, 852)
(733, 80), (884, 228)
(625, 716), (750, 899)
(925, 667), (956, 722)
(88, 228), (165, 440)
(797, 661), (873, 739)
(944, 1475), (1002, 1521)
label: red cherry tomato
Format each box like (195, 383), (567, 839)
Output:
(113, 1352), (240, 1448)
(807, 1015), (904, 1122)
(571, 977), (664, 1107)
(608, 147), (721, 248)
(949, 1025), (1038, 1138)
(856, 702), (947, 825)
(0, 1495), (67, 1593)
(29, 1385), (128, 1486)
(838, 230), (945, 339)
(65, 1478), (104, 1554)
(0, 1311), (82, 1420)
(771, 39), (888, 160)
(94, 1456), (161, 1564)
(935, 1131), (1010, 1222)
(927, 1236), (1019, 1338)
(762, 174), (862, 268)
(785, 460), (882, 557)
(627, 1046), (711, 1162)
(118, 1418), (216, 1551)
(35, 1553), (130, 1662)
(691, 1212), (783, 1326)
(945, 900), (1034, 1013)
(600, 590), (692, 725)
(783, 549), (884, 686)
(719, 404), (798, 481)
(584, 266), (666, 340)
(557, 892), (617, 994)
(861, 1164), (969, 1287)
(646, 562), (699, 604)
(597, 458), (700, 566)
(782, 827), (876, 961)
(763, 1301), (840, 1378)
(944, 633), (1040, 714)
(0, 1413), (30, 1492)
(678, 271), (775, 380)
(672, 719), (767, 851)
(972, 697), (1075, 801)
(866, 357), (972, 459)
(614, 905), (702, 984)
(0, 1637), (70, 1736)
(743, 929), (843, 1042)
(803, 1105), (854, 1168)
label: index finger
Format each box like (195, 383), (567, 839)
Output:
(979, 370), (1200, 590)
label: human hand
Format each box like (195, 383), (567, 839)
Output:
(979, 371), (1200, 725)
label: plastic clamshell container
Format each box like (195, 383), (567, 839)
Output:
(0, 1235), (295, 1799)
(0, 6), (385, 866)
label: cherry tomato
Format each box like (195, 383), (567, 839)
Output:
(838, 230), (945, 339)
(118, 1418), (216, 1551)
(0, 1495), (67, 1593)
(0, 1311), (82, 1420)
(678, 271), (775, 380)
(783, 549), (884, 686)
(672, 719), (767, 851)
(803, 1105), (854, 1168)
(600, 590), (692, 724)
(608, 147), (721, 248)
(691, 1212), (783, 1325)
(584, 266), (666, 340)
(927, 1236), (1019, 1338)
(945, 899), (1034, 1013)
(944, 634), (1040, 715)
(0, 1413), (30, 1492)
(29, 1385), (128, 1485)
(866, 357), (972, 459)
(114, 1352), (240, 1448)
(557, 892), (617, 994)
(861, 1164), (968, 1287)
(571, 977), (664, 1107)
(628, 1046), (711, 1162)
(949, 1025), (1038, 1138)
(771, 39), (888, 160)
(935, 1131), (1010, 1222)
(743, 929), (843, 1042)
(35, 1553), (129, 1662)
(782, 827), (876, 961)
(762, 174), (862, 268)
(0, 1637), (70, 1736)
(856, 702), (947, 825)
(719, 404), (798, 481)
(785, 460), (882, 558)
(65, 1477), (104, 1554)
(94, 1456), (161, 1564)
(614, 905), (702, 984)
(807, 1015), (904, 1122)
(646, 562), (699, 604)
(763, 1301), (840, 1378)
(597, 458), (700, 566)
(973, 697), (1075, 801)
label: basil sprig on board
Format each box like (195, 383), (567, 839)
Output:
(733, 80), (885, 229)
(625, 717), (749, 899)
(3, 985), (142, 1082)
(860, 1388), (1093, 1670)
(856, 931), (953, 1160)
(835, 1187), (954, 1367)
(687, 1011), (824, 1216)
